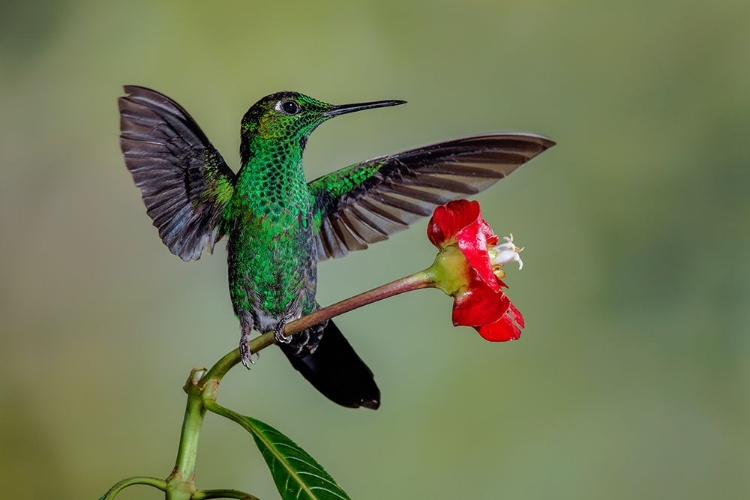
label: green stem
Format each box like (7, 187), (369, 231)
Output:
(97, 476), (166, 499)
(165, 368), (208, 499)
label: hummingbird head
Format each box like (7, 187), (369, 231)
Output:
(240, 92), (406, 159)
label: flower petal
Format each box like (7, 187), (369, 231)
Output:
(452, 278), (510, 327)
(475, 302), (524, 341)
(508, 302), (525, 328)
(456, 214), (500, 291)
(427, 199), (481, 248)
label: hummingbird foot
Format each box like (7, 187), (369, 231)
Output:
(240, 326), (257, 369)
(274, 321), (292, 345)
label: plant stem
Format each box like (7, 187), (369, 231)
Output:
(165, 368), (208, 499)
(97, 476), (166, 499)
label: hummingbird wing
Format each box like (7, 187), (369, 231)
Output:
(308, 133), (555, 261)
(119, 86), (236, 261)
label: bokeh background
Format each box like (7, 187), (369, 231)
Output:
(2, 1), (749, 498)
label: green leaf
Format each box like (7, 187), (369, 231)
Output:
(246, 416), (351, 500)
(206, 402), (351, 500)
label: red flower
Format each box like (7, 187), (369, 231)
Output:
(427, 200), (525, 341)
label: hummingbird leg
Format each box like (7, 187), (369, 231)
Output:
(240, 321), (256, 369)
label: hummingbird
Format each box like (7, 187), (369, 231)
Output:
(118, 86), (554, 409)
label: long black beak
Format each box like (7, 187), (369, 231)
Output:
(323, 99), (406, 117)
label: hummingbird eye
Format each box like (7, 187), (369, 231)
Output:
(276, 100), (302, 116)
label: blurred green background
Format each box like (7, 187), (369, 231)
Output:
(2, 0), (749, 498)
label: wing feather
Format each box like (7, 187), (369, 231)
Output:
(119, 86), (236, 261)
(309, 133), (555, 261)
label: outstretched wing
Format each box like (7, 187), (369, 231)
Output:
(308, 133), (555, 261)
(119, 86), (236, 261)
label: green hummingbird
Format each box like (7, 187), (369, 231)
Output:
(118, 86), (554, 409)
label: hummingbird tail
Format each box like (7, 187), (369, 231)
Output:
(281, 320), (380, 410)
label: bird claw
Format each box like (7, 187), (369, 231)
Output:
(274, 323), (292, 344)
(239, 330), (258, 369)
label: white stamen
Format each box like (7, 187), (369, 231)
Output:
(490, 234), (524, 270)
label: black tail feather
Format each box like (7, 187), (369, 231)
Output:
(281, 320), (380, 409)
